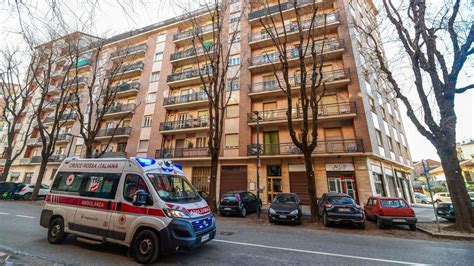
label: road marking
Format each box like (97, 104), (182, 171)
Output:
(0, 212), (9, 215)
(214, 239), (421, 265)
(15, 215), (35, 219)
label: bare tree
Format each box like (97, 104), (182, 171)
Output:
(0, 50), (36, 181)
(255, 0), (336, 222)
(178, 0), (242, 212)
(355, 0), (473, 232)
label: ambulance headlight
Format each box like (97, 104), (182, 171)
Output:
(164, 208), (191, 218)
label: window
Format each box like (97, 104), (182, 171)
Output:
(80, 173), (121, 199)
(51, 172), (86, 194)
(226, 105), (239, 118)
(74, 145), (82, 156)
(267, 165), (282, 176)
(123, 174), (150, 202)
(372, 172), (385, 196)
(154, 52), (163, 61)
(146, 92), (157, 103)
(196, 137), (207, 148)
(156, 33), (166, 43)
(138, 140), (149, 152)
(369, 96), (376, 112)
(387, 136), (393, 151)
(227, 79), (240, 91)
(228, 55), (240, 66)
(23, 172), (33, 184)
(225, 134), (239, 148)
(142, 115), (153, 127)
(375, 129), (383, 146)
(230, 32), (241, 43)
(150, 71), (160, 82)
(381, 107), (386, 120)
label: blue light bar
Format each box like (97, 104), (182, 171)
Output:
(174, 163), (183, 170)
(136, 157), (156, 167)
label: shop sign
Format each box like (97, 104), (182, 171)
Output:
(325, 163), (354, 171)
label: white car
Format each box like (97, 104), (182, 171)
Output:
(14, 184), (50, 200)
(433, 192), (451, 203)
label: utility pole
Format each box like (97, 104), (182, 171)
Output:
(422, 159), (441, 232)
(254, 111), (261, 220)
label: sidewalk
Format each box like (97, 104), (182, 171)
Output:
(416, 222), (474, 241)
(0, 247), (61, 265)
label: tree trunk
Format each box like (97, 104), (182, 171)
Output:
(30, 158), (48, 201)
(437, 145), (474, 232)
(85, 145), (94, 158)
(303, 151), (319, 222)
(0, 161), (13, 181)
(208, 151), (219, 214)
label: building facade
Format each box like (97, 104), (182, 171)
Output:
(0, 0), (413, 205)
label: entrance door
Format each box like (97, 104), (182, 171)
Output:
(220, 166), (247, 198)
(289, 171), (309, 204)
(263, 102), (277, 121)
(328, 178), (342, 193)
(324, 127), (343, 152)
(175, 139), (185, 157)
(263, 131), (279, 155)
(344, 179), (356, 200)
(177, 113), (188, 129)
(327, 171), (358, 201)
(320, 95), (338, 115)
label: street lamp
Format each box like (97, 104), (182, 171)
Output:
(254, 111), (262, 220)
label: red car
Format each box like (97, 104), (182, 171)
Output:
(364, 197), (417, 230)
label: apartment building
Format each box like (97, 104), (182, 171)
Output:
(1, 0), (413, 205)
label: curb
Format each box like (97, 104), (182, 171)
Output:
(417, 226), (474, 240)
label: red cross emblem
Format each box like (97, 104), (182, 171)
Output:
(118, 215), (126, 225)
(66, 175), (74, 186)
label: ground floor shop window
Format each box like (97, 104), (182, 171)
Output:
(267, 165), (282, 201)
(327, 171), (358, 201)
(373, 172), (385, 196)
(192, 167), (210, 192)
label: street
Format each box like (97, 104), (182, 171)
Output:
(1, 201), (473, 265)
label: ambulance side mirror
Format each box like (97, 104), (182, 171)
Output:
(133, 190), (151, 206)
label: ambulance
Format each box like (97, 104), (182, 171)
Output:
(40, 157), (216, 264)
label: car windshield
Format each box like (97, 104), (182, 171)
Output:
(273, 195), (297, 204)
(147, 174), (200, 203)
(329, 196), (355, 205)
(222, 194), (238, 201)
(381, 199), (408, 208)
(468, 192), (474, 198)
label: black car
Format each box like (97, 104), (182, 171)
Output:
(268, 193), (302, 224)
(318, 192), (365, 229)
(436, 199), (474, 221)
(198, 191), (210, 205)
(219, 191), (261, 217)
(0, 182), (22, 199)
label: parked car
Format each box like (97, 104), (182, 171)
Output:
(198, 190), (210, 205)
(469, 192), (474, 200)
(436, 199), (474, 222)
(0, 182), (23, 199)
(433, 192), (451, 203)
(14, 184), (50, 200)
(414, 192), (432, 204)
(268, 193), (302, 224)
(364, 197), (417, 230)
(317, 192), (365, 229)
(219, 191), (261, 217)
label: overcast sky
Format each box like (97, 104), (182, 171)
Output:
(0, 1), (472, 162)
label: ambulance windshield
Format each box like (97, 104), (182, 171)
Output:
(147, 174), (201, 203)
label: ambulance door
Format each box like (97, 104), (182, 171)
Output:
(109, 173), (153, 243)
(72, 173), (120, 240)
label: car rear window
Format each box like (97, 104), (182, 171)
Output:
(329, 196), (354, 205)
(381, 199), (408, 208)
(222, 194), (238, 201)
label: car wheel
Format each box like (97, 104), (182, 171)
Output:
(376, 217), (384, 229)
(295, 218), (302, 225)
(132, 229), (160, 264)
(48, 217), (67, 244)
(240, 207), (247, 217)
(23, 193), (32, 201)
(268, 217), (273, 223)
(219, 211), (226, 217)
(357, 222), (366, 229)
(364, 211), (371, 221)
(409, 224), (417, 231)
(323, 212), (330, 227)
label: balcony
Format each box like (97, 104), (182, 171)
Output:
(163, 91), (208, 110)
(155, 147), (210, 159)
(170, 45), (214, 66)
(166, 67), (211, 88)
(96, 127), (131, 140)
(56, 133), (71, 143)
(248, 39), (344, 73)
(63, 58), (91, 72)
(159, 117), (209, 134)
(173, 24), (217, 46)
(248, 0), (334, 25)
(64, 76), (88, 87)
(14, 123), (22, 131)
(109, 82), (140, 98)
(110, 43), (148, 61)
(247, 139), (364, 157)
(96, 151), (127, 158)
(103, 103), (136, 119)
(43, 113), (77, 125)
(248, 12), (340, 48)
(26, 137), (41, 146)
(247, 102), (356, 127)
(107, 61), (144, 80)
(248, 68), (351, 98)
(46, 86), (61, 95)
(19, 158), (32, 164)
(31, 154), (66, 164)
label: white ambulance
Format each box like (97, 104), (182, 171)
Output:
(40, 157), (215, 264)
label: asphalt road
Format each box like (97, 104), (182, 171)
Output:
(0, 201), (473, 265)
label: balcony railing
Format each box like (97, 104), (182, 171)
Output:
(95, 151), (127, 158)
(248, 0), (318, 20)
(155, 147), (210, 159)
(105, 103), (136, 115)
(167, 67), (212, 83)
(106, 61), (144, 76)
(31, 154), (66, 163)
(247, 139), (363, 156)
(159, 117), (209, 131)
(170, 45), (213, 61)
(63, 58), (90, 71)
(110, 43), (148, 58)
(43, 113), (77, 124)
(249, 12), (339, 42)
(249, 39), (344, 66)
(173, 24), (216, 41)
(163, 91), (208, 106)
(247, 102), (356, 123)
(249, 68), (351, 94)
(56, 134), (71, 141)
(64, 76), (88, 87)
(110, 82), (140, 94)
(96, 127), (131, 137)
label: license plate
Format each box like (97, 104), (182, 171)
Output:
(201, 234), (210, 242)
(338, 208), (351, 212)
(393, 219), (406, 223)
(223, 207), (231, 210)
(279, 215), (287, 218)
(438, 211), (445, 214)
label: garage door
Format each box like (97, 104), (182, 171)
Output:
(220, 166), (247, 198)
(289, 171), (310, 204)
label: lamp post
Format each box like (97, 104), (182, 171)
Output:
(254, 111), (262, 220)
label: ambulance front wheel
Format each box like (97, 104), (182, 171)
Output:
(48, 217), (67, 244)
(132, 229), (160, 264)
